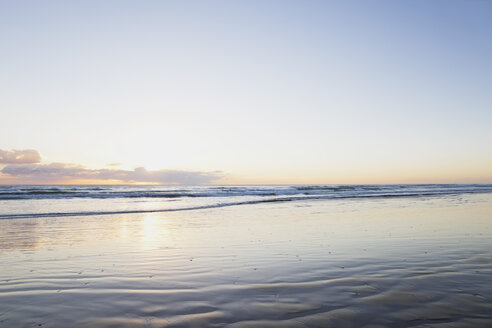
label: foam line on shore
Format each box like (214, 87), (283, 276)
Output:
(0, 190), (488, 220)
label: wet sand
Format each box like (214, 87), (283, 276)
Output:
(1, 194), (492, 327)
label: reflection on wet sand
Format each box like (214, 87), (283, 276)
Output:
(0, 219), (40, 253)
(1, 194), (492, 327)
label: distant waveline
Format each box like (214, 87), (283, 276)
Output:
(0, 184), (491, 220)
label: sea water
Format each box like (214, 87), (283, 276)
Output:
(1, 184), (491, 219)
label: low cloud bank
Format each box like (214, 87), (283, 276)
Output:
(0, 148), (41, 164)
(0, 149), (222, 185)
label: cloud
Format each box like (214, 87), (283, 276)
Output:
(0, 147), (223, 184)
(0, 148), (41, 164)
(1, 163), (223, 185)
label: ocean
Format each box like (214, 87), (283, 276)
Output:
(1, 184), (492, 219)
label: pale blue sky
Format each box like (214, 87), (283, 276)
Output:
(1, 0), (491, 184)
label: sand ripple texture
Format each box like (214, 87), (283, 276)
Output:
(2, 253), (492, 327)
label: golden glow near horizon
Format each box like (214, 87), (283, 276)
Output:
(1, 1), (491, 185)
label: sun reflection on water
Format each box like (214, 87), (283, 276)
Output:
(141, 214), (168, 250)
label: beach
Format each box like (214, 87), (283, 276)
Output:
(2, 0), (492, 326)
(1, 190), (492, 327)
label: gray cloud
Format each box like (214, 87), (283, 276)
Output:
(0, 148), (41, 164)
(1, 163), (223, 185)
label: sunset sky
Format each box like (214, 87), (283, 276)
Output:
(1, 0), (491, 185)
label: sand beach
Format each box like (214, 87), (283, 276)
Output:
(1, 192), (492, 327)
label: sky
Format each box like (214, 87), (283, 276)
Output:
(1, 0), (491, 185)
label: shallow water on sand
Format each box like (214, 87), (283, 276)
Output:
(1, 194), (492, 327)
